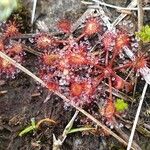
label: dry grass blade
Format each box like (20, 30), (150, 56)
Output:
(127, 83), (148, 150)
(90, 0), (150, 11)
(104, 83), (135, 102)
(31, 0), (37, 25)
(62, 110), (79, 141)
(112, 0), (137, 27)
(137, 0), (144, 31)
(127, 1), (148, 149)
(23, 44), (42, 56)
(139, 67), (150, 84)
(53, 111), (79, 150)
(0, 51), (133, 149)
(114, 126), (141, 150)
(36, 118), (56, 128)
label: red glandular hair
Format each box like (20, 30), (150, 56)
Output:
(115, 32), (130, 50)
(57, 19), (72, 33)
(84, 17), (101, 36)
(0, 40), (24, 78)
(4, 21), (20, 38)
(133, 52), (149, 70)
(0, 39), (4, 51)
(0, 54), (23, 78)
(35, 34), (57, 50)
(7, 42), (23, 55)
(37, 41), (99, 106)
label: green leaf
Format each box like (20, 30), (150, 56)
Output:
(136, 25), (150, 43)
(31, 118), (36, 128)
(114, 98), (128, 112)
(19, 125), (36, 137)
(67, 127), (95, 134)
(19, 118), (37, 137)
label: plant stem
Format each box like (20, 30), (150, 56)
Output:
(114, 63), (132, 71)
(105, 50), (109, 66)
(108, 77), (112, 100)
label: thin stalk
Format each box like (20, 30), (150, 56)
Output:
(105, 50), (109, 66)
(95, 73), (104, 85)
(114, 63), (132, 71)
(132, 72), (139, 98)
(109, 48), (118, 67)
(127, 83), (148, 150)
(108, 77), (113, 100)
(76, 33), (85, 41)
(125, 68), (134, 81)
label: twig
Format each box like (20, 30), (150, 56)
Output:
(9, 32), (62, 40)
(112, 0), (137, 27)
(137, 0), (144, 30)
(114, 126), (141, 150)
(116, 114), (150, 135)
(127, 82), (149, 150)
(0, 51), (132, 149)
(23, 45), (42, 56)
(90, 0), (150, 11)
(0, 90), (7, 95)
(11, 41), (42, 56)
(10, 33), (37, 39)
